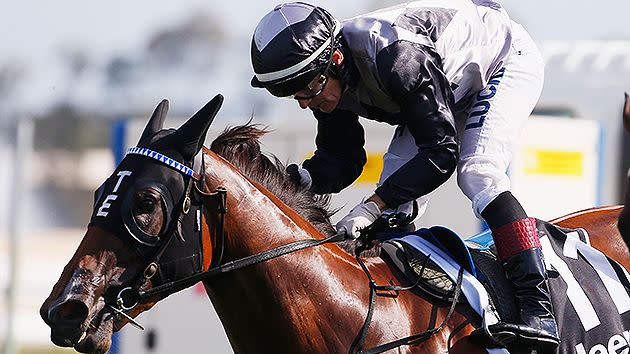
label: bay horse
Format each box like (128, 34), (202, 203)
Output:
(40, 95), (630, 354)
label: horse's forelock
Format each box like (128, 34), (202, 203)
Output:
(209, 124), (337, 237)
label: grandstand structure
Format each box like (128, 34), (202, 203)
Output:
(536, 40), (630, 205)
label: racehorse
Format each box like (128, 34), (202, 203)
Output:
(40, 95), (630, 354)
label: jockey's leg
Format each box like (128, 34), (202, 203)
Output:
(378, 125), (430, 230)
(457, 22), (558, 351)
(480, 192), (559, 351)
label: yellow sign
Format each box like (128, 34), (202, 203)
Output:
(523, 148), (583, 176)
(303, 152), (384, 184)
(355, 153), (384, 183)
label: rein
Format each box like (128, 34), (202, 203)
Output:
(111, 148), (464, 353)
(136, 226), (345, 301)
(111, 150), (345, 312)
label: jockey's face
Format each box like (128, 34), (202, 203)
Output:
(295, 75), (342, 113)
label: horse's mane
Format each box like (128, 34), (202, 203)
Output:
(209, 124), (337, 237)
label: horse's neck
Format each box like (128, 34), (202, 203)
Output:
(197, 150), (486, 353)
(201, 149), (323, 254)
(199, 149), (370, 351)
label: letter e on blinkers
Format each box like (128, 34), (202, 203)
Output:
(97, 171), (132, 217)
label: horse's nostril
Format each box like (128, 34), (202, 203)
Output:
(49, 299), (89, 326)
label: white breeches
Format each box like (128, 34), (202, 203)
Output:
(378, 22), (544, 220)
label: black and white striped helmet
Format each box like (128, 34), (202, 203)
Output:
(250, 2), (341, 97)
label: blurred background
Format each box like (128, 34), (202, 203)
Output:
(1, 0), (629, 353)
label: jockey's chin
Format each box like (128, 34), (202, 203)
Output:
(313, 97), (340, 113)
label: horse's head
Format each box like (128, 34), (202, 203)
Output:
(40, 95), (223, 353)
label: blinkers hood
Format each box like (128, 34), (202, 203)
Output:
(88, 145), (204, 283)
(89, 152), (186, 247)
(89, 95), (223, 286)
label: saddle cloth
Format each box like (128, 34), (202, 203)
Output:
(380, 220), (630, 354)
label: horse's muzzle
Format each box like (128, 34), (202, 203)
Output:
(47, 296), (90, 346)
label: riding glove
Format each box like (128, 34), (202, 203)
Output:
(335, 200), (382, 239)
(286, 164), (313, 190)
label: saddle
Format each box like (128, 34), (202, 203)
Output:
(380, 226), (519, 322)
(379, 220), (589, 325)
(372, 219), (630, 354)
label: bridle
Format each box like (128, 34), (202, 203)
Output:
(107, 148), (344, 329)
(106, 147), (463, 354)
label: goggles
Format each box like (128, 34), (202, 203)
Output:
(290, 73), (329, 100)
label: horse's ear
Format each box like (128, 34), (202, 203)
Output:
(172, 94), (224, 160)
(139, 99), (169, 145)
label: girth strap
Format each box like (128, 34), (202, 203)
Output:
(351, 250), (465, 354)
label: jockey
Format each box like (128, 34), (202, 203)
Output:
(250, 1), (556, 351)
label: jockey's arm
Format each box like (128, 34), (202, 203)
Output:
(373, 41), (459, 209)
(302, 109), (367, 194)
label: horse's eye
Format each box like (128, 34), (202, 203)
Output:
(131, 189), (165, 237)
(137, 197), (156, 214)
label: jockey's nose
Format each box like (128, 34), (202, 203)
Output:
(296, 98), (311, 109)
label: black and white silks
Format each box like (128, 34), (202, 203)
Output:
(303, 0), (513, 209)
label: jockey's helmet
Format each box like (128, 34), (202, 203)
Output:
(250, 2), (341, 97)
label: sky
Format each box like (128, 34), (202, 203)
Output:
(2, 0), (629, 66)
(2, 0), (628, 57)
(0, 0), (629, 118)
(504, 0), (630, 41)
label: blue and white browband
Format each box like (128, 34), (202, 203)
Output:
(126, 147), (197, 179)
